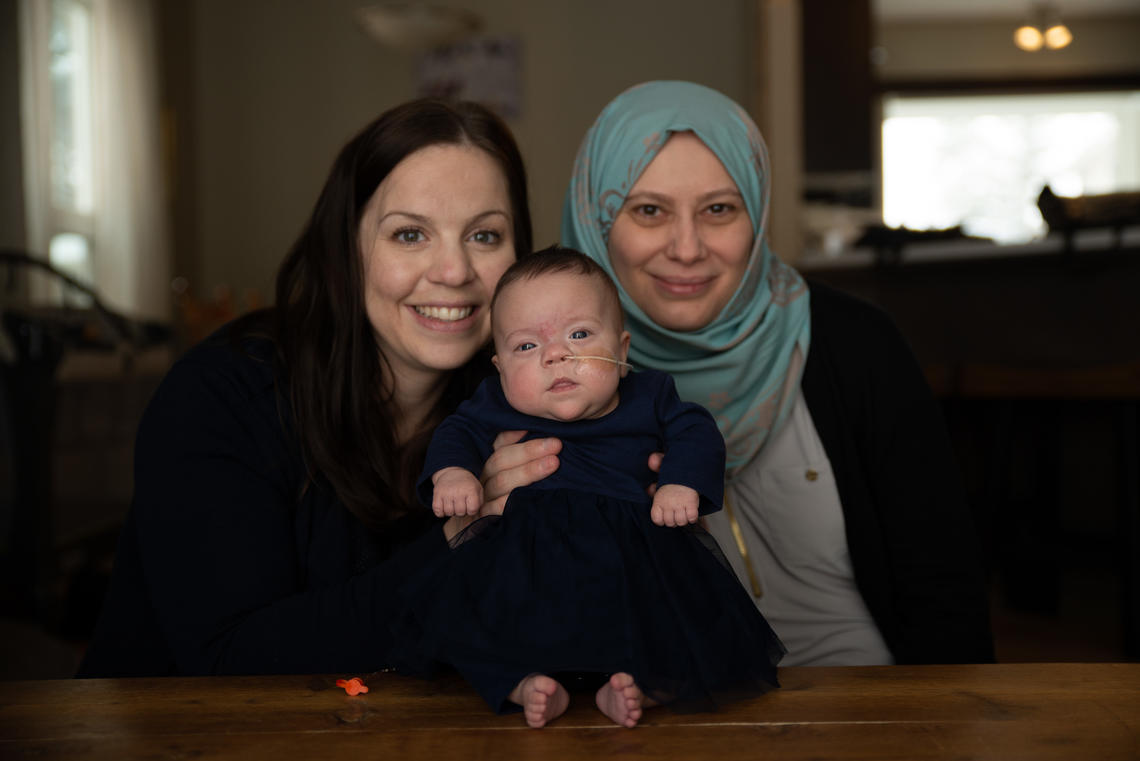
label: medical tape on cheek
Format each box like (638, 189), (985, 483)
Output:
(563, 355), (633, 376)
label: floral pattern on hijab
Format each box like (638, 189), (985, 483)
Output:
(561, 81), (810, 474)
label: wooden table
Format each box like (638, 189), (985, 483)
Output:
(2, 663), (1137, 760)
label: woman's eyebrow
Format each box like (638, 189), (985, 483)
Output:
(623, 191), (671, 205)
(468, 209), (510, 223)
(376, 209), (509, 226)
(697, 188), (744, 203)
(623, 188), (742, 205)
(377, 210), (430, 225)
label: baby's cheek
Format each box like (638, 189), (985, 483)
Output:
(571, 357), (617, 379)
(501, 372), (541, 415)
(501, 375), (526, 407)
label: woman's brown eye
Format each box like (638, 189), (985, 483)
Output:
(395, 228), (424, 243)
(471, 230), (501, 245)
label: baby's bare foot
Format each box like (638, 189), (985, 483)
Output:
(595, 672), (645, 728)
(509, 673), (569, 728)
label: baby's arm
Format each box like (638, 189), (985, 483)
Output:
(651, 371), (727, 519)
(650, 483), (700, 527)
(431, 467), (483, 517)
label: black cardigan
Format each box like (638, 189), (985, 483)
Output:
(77, 333), (448, 677)
(802, 282), (994, 663)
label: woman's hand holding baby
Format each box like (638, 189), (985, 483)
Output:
(480, 431), (562, 514)
(442, 432), (562, 543)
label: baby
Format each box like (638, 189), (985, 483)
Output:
(431, 263), (702, 530)
(396, 247), (783, 728)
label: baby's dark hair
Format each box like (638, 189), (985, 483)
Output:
(491, 245), (623, 325)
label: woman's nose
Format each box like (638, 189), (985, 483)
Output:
(428, 240), (476, 286)
(666, 216), (706, 263)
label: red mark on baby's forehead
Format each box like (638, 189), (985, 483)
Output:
(534, 318), (558, 340)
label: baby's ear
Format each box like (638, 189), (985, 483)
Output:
(619, 331), (632, 377)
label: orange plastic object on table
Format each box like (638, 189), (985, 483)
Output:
(335, 677), (369, 696)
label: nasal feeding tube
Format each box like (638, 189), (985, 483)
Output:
(560, 354), (633, 374)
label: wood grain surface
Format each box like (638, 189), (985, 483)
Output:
(1, 663), (1137, 760)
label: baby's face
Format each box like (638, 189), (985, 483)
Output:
(492, 271), (630, 422)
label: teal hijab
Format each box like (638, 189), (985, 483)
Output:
(561, 81), (810, 474)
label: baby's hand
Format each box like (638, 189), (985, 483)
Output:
(650, 484), (699, 527)
(431, 467), (483, 518)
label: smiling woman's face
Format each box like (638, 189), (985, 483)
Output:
(606, 132), (753, 333)
(359, 142), (515, 391)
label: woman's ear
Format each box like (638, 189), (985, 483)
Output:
(619, 331), (631, 377)
(492, 354), (502, 373)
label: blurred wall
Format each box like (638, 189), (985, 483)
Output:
(168, 0), (757, 300)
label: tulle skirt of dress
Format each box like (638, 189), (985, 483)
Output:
(390, 487), (785, 713)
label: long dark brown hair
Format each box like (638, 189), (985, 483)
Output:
(268, 99), (533, 528)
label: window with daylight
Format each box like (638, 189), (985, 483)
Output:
(21, 0), (97, 304)
(19, 0), (170, 319)
(881, 90), (1140, 245)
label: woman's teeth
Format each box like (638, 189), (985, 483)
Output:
(415, 306), (473, 322)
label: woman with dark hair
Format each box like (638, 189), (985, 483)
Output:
(77, 98), (538, 677)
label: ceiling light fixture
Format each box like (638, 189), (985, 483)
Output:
(1042, 22), (1073, 49)
(1013, 23), (1044, 51)
(1014, 3), (1072, 52)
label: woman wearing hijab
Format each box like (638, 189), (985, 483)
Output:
(557, 80), (993, 666)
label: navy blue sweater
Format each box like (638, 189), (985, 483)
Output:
(77, 332), (447, 677)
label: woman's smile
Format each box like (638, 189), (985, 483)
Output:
(409, 303), (481, 332)
(413, 304), (475, 322)
(650, 274), (717, 297)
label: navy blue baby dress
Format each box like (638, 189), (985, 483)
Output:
(392, 369), (784, 713)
